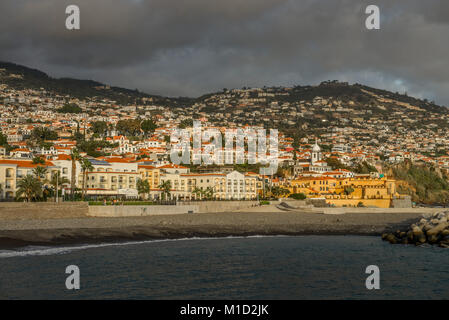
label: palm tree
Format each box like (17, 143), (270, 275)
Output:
(79, 158), (94, 200)
(137, 178), (150, 200)
(158, 180), (172, 201)
(16, 175), (42, 202)
(192, 187), (202, 200)
(49, 172), (70, 202)
(70, 148), (80, 200)
(271, 186), (290, 198)
(204, 187), (214, 200)
(32, 165), (48, 183)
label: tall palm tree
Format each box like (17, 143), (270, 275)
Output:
(192, 187), (202, 200)
(136, 178), (150, 200)
(32, 165), (48, 182)
(79, 158), (94, 200)
(70, 148), (80, 200)
(16, 175), (42, 202)
(204, 186), (214, 200)
(158, 180), (172, 201)
(49, 172), (70, 202)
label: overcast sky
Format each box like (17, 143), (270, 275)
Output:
(1, 0), (448, 105)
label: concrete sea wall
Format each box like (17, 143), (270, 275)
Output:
(87, 201), (259, 217)
(0, 200), (260, 220)
(0, 200), (437, 220)
(0, 202), (88, 220)
(87, 205), (199, 217)
(195, 201), (260, 213)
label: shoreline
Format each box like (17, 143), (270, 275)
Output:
(0, 226), (390, 250)
(0, 211), (424, 250)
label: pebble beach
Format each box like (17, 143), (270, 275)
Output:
(0, 209), (427, 249)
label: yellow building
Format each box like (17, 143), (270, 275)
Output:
(79, 170), (139, 192)
(158, 171), (260, 200)
(138, 165), (160, 189)
(0, 160), (57, 200)
(286, 174), (400, 208)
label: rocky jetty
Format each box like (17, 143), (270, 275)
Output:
(382, 211), (449, 248)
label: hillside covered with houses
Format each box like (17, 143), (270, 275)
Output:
(1, 62), (449, 207)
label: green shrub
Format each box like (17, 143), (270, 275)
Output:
(289, 193), (306, 200)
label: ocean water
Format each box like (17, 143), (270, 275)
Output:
(0, 235), (448, 300)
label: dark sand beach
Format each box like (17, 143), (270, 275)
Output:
(0, 210), (425, 249)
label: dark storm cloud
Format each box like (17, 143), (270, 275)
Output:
(1, 0), (449, 104)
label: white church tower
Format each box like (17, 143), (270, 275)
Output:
(311, 141), (322, 164)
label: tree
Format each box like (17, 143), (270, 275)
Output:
(271, 186), (290, 198)
(326, 157), (350, 170)
(79, 158), (94, 200)
(16, 175), (42, 202)
(116, 119), (141, 136)
(77, 139), (115, 157)
(49, 172), (70, 202)
(90, 121), (108, 137)
(179, 118), (193, 129)
(289, 193), (306, 200)
(192, 187), (202, 200)
(204, 187), (214, 200)
(0, 131), (8, 146)
(137, 178), (150, 199)
(70, 148), (80, 200)
(57, 103), (82, 114)
(344, 186), (354, 195)
(31, 127), (58, 144)
(32, 156), (46, 165)
(354, 161), (377, 174)
(141, 119), (156, 137)
(158, 180), (172, 200)
(32, 165), (48, 182)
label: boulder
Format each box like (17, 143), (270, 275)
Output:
(417, 233), (427, 244)
(427, 222), (449, 243)
(419, 218), (428, 225)
(412, 225), (423, 236)
(437, 212), (448, 219)
(385, 233), (399, 244)
(441, 229), (449, 237)
(438, 216), (448, 224)
(383, 214), (449, 248)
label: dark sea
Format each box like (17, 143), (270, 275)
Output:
(0, 235), (448, 300)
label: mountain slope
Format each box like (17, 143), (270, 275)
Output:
(0, 61), (191, 106)
(0, 61), (446, 117)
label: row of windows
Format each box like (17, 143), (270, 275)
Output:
(87, 184), (136, 190)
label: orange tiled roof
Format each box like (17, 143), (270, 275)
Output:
(0, 159), (55, 168)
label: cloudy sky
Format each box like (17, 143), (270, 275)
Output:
(1, 0), (449, 105)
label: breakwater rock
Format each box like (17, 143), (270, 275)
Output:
(382, 211), (449, 248)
